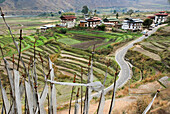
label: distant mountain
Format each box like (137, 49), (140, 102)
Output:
(0, 0), (169, 15)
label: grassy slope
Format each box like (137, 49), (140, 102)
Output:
(125, 25), (170, 82)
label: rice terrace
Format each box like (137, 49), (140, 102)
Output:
(0, 0), (170, 114)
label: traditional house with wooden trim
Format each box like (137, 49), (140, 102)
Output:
(103, 18), (121, 28)
(86, 17), (102, 28)
(79, 17), (102, 28)
(103, 18), (119, 25)
(154, 11), (168, 24)
(60, 15), (77, 28)
(122, 18), (143, 31)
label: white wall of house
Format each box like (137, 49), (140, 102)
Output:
(122, 20), (142, 30)
(61, 19), (76, 28)
(154, 15), (167, 24)
(86, 21), (101, 28)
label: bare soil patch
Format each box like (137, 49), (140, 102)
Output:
(71, 40), (104, 49)
(133, 45), (161, 61)
(141, 42), (164, 52)
(72, 34), (105, 41)
(130, 81), (162, 95)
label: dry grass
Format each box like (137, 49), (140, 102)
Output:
(123, 95), (151, 113)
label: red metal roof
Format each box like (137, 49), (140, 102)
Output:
(155, 13), (168, 16)
(159, 11), (166, 13)
(92, 17), (102, 21)
(147, 16), (155, 19)
(87, 17), (102, 22)
(60, 15), (77, 20)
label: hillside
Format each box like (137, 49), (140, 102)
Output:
(125, 25), (170, 83)
(0, 0), (169, 15)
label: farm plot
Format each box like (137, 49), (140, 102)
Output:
(62, 30), (142, 50)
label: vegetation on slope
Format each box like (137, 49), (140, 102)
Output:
(125, 25), (170, 82)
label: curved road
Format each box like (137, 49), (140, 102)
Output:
(92, 24), (167, 98)
(62, 24), (167, 107)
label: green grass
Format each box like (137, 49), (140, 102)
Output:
(168, 78), (170, 81)
(24, 36), (35, 42)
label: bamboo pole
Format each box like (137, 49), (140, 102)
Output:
(0, 8), (36, 108)
(33, 40), (40, 114)
(108, 67), (118, 114)
(39, 53), (46, 80)
(97, 60), (110, 114)
(74, 88), (80, 114)
(83, 56), (91, 114)
(69, 74), (77, 114)
(86, 45), (95, 114)
(80, 67), (83, 114)
(17, 29), (23, 71)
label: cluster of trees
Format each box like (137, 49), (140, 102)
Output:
(81, 6), (98, 17)
(127, 9), (134, 17)
(143, 19), (153, 29)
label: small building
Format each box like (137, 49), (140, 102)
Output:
(103, 18), (119, 26)
(154, 11), (168, 24)
(86, 17), (102, 28)
(40, 25), (56, 32)
(60, 15), (77, 28)
(122, 18), (143, 31)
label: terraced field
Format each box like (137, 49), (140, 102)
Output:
(125, 25), (170, 81)
(62, 30), (142, 50)
(0, 32), (118, 103)
(0, 26), (141, 103)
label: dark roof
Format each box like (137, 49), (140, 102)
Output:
(60, 15), (77, 20)
(124, 18), (143, 23)
(103, 18), (119, 22)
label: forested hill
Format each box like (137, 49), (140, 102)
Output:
(0, 0), (169, 15)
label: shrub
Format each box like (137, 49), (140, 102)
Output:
(143, 19), (153, 29)
(97, 24), (106, 31)
(59, 28), (67, 34)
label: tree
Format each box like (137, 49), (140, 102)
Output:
(58, 11), (62, 15)
(166, 16), (170, 25)
(143, 18), (153, 29)
(97, 24), (105, 31)
(50, 12), (54, 17)
(116, 13), (119, 19)
(81, 6), (89, 14)
(94, 10), (97, 16)
(113, 10), (117, 14)
(127, 9), (134, 17)
(88, 10), (93, 17)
